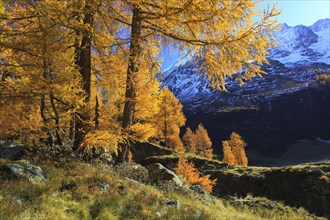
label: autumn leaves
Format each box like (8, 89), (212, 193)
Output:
(182, 124), (248, 166)
(0, 1), (279, 163)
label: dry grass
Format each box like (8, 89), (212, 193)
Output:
(0, 161), (324, 220)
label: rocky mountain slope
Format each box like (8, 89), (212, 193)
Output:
(2, 140), (326, 220)
(1, 140), (329, 219)
(162, 19), (330, 164)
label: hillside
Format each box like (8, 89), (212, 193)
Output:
(162, 18), (330, 165)
(0, 141), (328, 220)
(0, 3), (329, 220)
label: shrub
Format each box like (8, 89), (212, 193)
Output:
(114, 162), (149, 183)
(174, 158), (217, 193)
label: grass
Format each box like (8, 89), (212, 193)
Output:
(0, 161), (325, 220)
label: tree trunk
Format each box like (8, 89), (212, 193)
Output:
(94, 95), (99, 130)
(50, 93), (62, 145)
(118, 7), (142, 163)
(72, 0), (93, 151)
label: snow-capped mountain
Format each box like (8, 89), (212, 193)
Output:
(161, 19), (330, 160)
(162, 18), (330, 112)
(270, 18), (330, 64)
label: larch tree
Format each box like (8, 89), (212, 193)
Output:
(111, 0), (280, 162)
(195, 124), (213, 159)
(222, 140), (236, 165)
(222, 132), (248, 166)
(0, 0), (122, 153)
(182, 127), (197, 153)
(0, 0), (84, 146)
(154, 86), (186, 152)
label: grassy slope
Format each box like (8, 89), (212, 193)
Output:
(0, 159), (324, 220)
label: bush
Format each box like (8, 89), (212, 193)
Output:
(114, 162), (149, 184)
(174, 158), (217, 193)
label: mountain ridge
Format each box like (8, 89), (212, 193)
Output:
(161, 18), (330, 164)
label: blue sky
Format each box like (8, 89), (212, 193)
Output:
(161, 0), (330, 69)
(259, 0), (330, 26)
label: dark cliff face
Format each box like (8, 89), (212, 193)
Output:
(208, 162), (330, 218)
(162, 18), (330, 165)
(185, 86), (330, 158)
(139, 149), (330, 219)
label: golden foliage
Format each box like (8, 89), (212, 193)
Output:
(175, 158), (217, 193)
(154, 86), (186, 152)
(129, 123), (157, 142)
(222, 140), (237, 166)
(0, 99), (46, 147)
(222, 132), (248, 166)
(195, 124), (213, 159)
(183, 125), (213, 158)
(114, 0), (281, 89)
(316, 73), (330, 86)
(81, 130), (120, 155)
(0, 0), (280, 160)
(182, 127), (196, 153)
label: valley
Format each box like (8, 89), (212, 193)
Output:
(162, 18), (330, 166)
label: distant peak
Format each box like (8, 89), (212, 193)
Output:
(281, 23), (290, 30)
(310, 18), (330, 32)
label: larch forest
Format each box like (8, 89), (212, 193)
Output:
(1, 1), (330, 219)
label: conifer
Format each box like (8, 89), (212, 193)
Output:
(222, 132), (248, 166)
(195, 124), (213, 159)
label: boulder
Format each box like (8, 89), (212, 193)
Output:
(147, 163), (182, 187)
(0, 140), (26, 160)
(87, 178), (111, 191)
(190, 184), (207, 195)
(0, 161), (45, 184)
(86, 147), (114, 165)
(161, 200), (180, 209)
(60, 180), (78, 192)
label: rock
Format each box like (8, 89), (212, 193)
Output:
(0, 161), (45, 184)
(88, 148), (114, 165)
(129, 141), (175, 163)
(0, 140), (26, 160)
(161, 200), (180, 209)
(115, 162), (149, 183)
(100, 152), (113, 164)
(190, 184), (207, 195)
(88, 178), (110, 191)
(147, 163), (182, 187)
(60, 180), (78, 192)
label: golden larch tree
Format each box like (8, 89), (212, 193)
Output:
(154, 86), (186, 152)
(111, 0), (281, 162)
(222, 140), (237, 165)
(195, 124), (213, 159)
(222, 132), (248, 166)
(0, 0), (122, 154)
(182, 127), (197, 154)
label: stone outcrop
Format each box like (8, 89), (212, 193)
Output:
(208, 163), (330, 218)
(0, 161), (46, 184)
(141, 151), (330, 218)
(130, 141), (176, 163)
(0, 140), (26, 160)
(146, 163), (182, 187)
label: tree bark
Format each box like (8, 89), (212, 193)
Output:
(72, 0), (93, 151)
(118, 7), (142, 163)
(94, 95), (99, 130)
